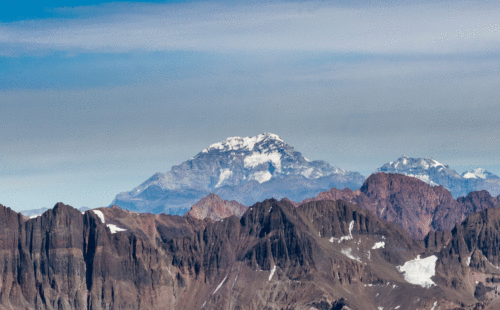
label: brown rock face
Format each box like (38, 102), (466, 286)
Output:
(0, 199), (432, 310)
(184, 193), (247, 221)
(301, 173), (500, 240)
(457, 190), (500, 215)
(0, 202), (200, 310)
(301, 173), (460, 239)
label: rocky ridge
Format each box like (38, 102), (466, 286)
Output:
(301, 172), (500, 240)
(184, 193), (247, 221)
(4, 198), (500, 309)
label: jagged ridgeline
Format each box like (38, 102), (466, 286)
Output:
(111, 133), (365, 215)
(3, 198), (500, 309)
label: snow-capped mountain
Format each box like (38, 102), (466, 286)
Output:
(111, 133), (365, 215)
(378, 156), (500, 198)
(462, 168), (500, 180)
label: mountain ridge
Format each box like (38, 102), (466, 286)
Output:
(301, 172), (500, 240)
(3, 198), (500, 309)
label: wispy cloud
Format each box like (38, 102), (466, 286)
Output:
(1, 1), (500, 56)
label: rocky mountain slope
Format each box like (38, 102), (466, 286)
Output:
(184, 193), (247, 221)
(301, 172), (500, 240)
(111, 133), (364, 215)
(3, 198), (500, 309)
(378, 156), (500, 198)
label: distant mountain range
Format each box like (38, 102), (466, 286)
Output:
(110, 133), (500, 215)
(378, 156), (500, 198)
(111, 133), (365, 215)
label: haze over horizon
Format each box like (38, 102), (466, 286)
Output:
(1, 0), (499, 211)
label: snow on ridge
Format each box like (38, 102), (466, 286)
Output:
(269, 265), (276, 281)
(107, 224), (127, 234)
(430, 159), (444, 168)
(397, 255), (438, 288)
(92, 210), (105, 223)
(463, 172), (478, 179)
(372, 241), (385, 249)
(463, 168), (496, 180)
(201, 133), (283, 154)
(215, 168), (233, 188)
(385, 156), (445, 172)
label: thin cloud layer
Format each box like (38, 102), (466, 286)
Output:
(1, 1), (500, 55)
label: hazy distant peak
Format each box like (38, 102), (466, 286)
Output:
(462, 168), (500, 180)
(385, 156), (445, 171)
(112, 132), (364, 214)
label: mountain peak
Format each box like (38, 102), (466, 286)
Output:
(112, 133), (365, 214)
(386, 156), (445, 171)
(462, 168), (500, 180)
(185, 193), (247, 221)
(200, 132), (285, 154)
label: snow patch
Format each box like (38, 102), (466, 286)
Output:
(397, 255), (438, 288)
(406, 173), (438, 186)
(430, 301), (437, 310)
(463, 168), (493, 179)
(244, 151), (281, 171)
(341, 248), (361, 262)
(467, 255), (471, 266)
(463, 172), (478, 179)
(269, 265), (276, 281)
(29, 215), (40, 219)
(338, 221), (354, 243)
(92, 210), (105, 223)
(301, 167), (315, 178)
(372, 241), (385, 249)
(249, 171), (273, 183)
(213, 275), (228, 295)
(107, 224), (127, 234)
(215, 168), (233, 188)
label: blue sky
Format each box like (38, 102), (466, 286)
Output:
(1, 0), (499, 211)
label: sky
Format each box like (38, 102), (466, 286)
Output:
(1, 0), (499, 212)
